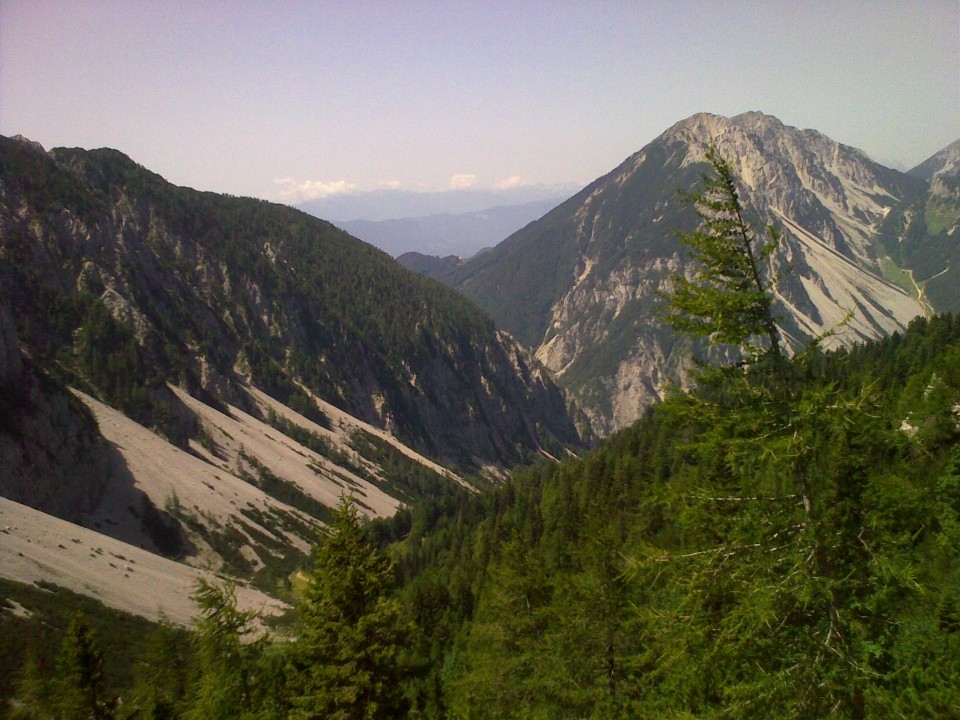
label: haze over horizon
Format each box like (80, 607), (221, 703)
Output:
(1, 1), (957, 208)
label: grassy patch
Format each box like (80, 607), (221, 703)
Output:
(878, 255), (918, 296)
(350, 430), (464, 503)
(236, 449), (335, 525)
(925, 198), (959, 236)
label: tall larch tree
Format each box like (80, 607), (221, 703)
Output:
(638, 145), (919, 718)
(53, 613), (114, 720)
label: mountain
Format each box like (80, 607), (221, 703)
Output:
(297, 184), (577, 223)
(878, 139), (960, 313)
(337, 198), (564, 257)
(424, 112), (956, 434)
(0, 135), (583, 468)
(908, 138), (960, 182)
(0, 135), (585, 610)
(385, 313), (960, 718)
(396, 252), (465, 283)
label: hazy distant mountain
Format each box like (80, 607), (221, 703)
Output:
(296, 184), (577, 223)
(427, 112), (956, 434)
(908, 139), (960, 182)
(337, 198), (564, 257)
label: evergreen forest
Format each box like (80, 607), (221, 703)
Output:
(4, 154), (960, 720)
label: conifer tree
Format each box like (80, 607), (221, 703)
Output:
(53, 613), (114, 720)
(11, 650), (52, 720)
(127, 618), (188, 720)
(640, 147), (895, 718)
(290, 496), (412, 720)
(660, 143), (785, 377)
(184, 579), (264, 720)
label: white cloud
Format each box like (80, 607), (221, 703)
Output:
(494, 175), (523, 189)
(271, 177), (359, 203)
(449, 173), (478, 190)
(377, 179), (403, 190)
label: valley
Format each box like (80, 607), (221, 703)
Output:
(0, 112), (958, 718)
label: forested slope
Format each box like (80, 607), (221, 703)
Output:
(0, 135), (583, 473)
(385, 152), (960, 717)
(7, 313), (958, 719)
(386, 312), (960, 718)
(5, 141), (959, 720)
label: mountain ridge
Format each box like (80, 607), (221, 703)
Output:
(0, 135), (584, 469)
(0, 134), (587, 599)
(419, 112), (957, 433)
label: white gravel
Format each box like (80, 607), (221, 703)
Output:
(0, 496), (286, 627)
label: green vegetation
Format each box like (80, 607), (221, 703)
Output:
(4, 144), (959, 719)
(350, 430), (464, 503)
(4, 501), (414, 719)
(289, 498), (413, 718)
(363, 153), (960, 717)
(7, 305), (959, 716)
(235, 449), (335, 526)
(878, 255), (918, 297)
(925, 197), (959, 236)
(879, 181), (960, 314)
(660, 144), (785, 369)
(0, 136), (581, 470)
(262, 409), (464, 504)
(0, 578), (191, 716)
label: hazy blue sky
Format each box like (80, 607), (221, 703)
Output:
(2, 1), (957, 204)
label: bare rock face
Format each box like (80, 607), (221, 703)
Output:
(448, 112), (941, 435)
(0, 302), (22, 390)
(0, 300), (114, 520)
(920, 140), (960, 234)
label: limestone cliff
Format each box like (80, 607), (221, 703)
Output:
(442, 113), (952, 434)
(0, 300), (114, 521)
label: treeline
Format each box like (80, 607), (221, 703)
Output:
(6, 500), (414, 720)
(11, 313), (956, 719)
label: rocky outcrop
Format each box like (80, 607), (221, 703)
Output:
(444, 113), (945, 434)
(0, 301), (114, 520)
(0, 135), (584, 472)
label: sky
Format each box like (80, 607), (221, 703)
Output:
(1, 1), (957, 206)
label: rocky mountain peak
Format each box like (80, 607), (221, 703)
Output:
(435, 112), (937, 435)
(651, 112), (914, 265)
(8, 134), (46, 155)
(909, 139), (960, 182)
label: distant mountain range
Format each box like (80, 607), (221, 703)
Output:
(297, 184), (578, 223)
(335, 198), (565, 258)
(406, 112), (960, 434)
